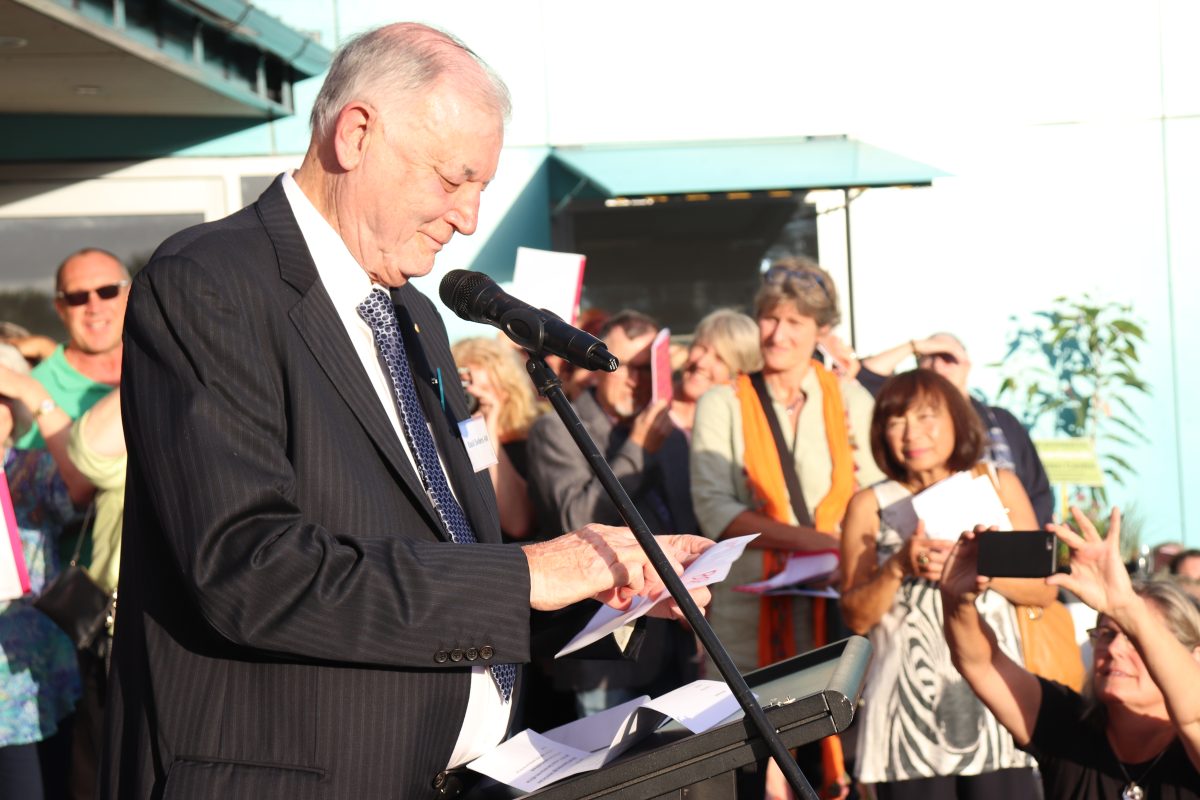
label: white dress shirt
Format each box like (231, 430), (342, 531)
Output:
(281, 172), (512, 768)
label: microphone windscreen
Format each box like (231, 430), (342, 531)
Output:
(438, 270), (489, 320)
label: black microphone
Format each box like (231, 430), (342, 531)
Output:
(439, 270), (618, 372)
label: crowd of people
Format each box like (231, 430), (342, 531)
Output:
(0, 20), (1198, 800)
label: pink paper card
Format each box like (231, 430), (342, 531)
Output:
(650, 328), (673, 405)
(0, 465), (31, 601)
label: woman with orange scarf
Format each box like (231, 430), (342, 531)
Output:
(691, 258), (883, 799)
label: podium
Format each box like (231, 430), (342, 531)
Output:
(520, 636), (871, 800)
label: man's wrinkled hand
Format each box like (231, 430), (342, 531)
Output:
(522, 527), (713, 612)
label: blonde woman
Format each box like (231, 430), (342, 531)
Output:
(451, 337), (541, 540)
(670, 309), (762, 435)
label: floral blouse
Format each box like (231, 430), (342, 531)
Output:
(1, 447), (81, 746)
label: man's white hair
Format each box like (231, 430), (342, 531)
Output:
(309, 22), (511, 141)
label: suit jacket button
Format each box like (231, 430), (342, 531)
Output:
(479, 645), (494, 660)
(435, 650), (449, 663)
(450, 648), (464, 662)
(466, 647), (479, 661)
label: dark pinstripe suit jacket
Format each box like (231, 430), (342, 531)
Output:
(104, 177), (536, 800)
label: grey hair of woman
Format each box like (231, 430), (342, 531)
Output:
(0, 343), (32, 447)
(309, 22), (512, 141)
(692, 308), (763, 375)
(1125, 579), (1200, 650)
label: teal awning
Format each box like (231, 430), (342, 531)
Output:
(550, 136), (948, 197)
(1, 0), (332, 118)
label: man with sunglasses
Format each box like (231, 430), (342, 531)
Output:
(16, 248), (130, 451)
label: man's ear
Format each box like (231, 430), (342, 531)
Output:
(331, 102), (373, 172)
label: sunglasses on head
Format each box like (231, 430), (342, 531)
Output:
(762, 264), (832, 300)
(56, 280), (130, 307)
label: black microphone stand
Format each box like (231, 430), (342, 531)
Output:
(525, 356), (819, 800)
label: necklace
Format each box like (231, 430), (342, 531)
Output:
(1113, 747), (1168, 800)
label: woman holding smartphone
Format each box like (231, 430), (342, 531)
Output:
(941, 507), (1200, 799)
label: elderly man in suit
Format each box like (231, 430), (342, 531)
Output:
(104, 23), (710, 800)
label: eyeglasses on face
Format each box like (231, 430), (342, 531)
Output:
(1086, 626), (1126, 647)
(56, 280), (130, 307)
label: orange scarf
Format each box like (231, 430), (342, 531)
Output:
(736, 361), (857, 794)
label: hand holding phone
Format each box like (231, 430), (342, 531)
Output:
(976, 531), (1059, 578)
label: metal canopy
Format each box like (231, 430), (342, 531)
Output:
(551, 135), (948, 197)
(0, 0), (332, 118)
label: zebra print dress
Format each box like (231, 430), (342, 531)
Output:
(854, 480), (1034, 784)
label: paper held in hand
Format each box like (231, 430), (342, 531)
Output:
(0, 464), (31, 601)
(467, 679), (744, 792)
(881, 469), (1012, 541)
(734, 549), (839, 596)
(554, 534), (757, 658)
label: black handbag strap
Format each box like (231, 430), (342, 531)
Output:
(66, 504), (96, 568)
(748, 371), (813, 528)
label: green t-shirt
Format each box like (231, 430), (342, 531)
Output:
(16, 344), (113, 449)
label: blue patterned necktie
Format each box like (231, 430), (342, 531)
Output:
(358, 288), (516, 700)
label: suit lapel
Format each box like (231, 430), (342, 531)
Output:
(254, 177), (445, 536)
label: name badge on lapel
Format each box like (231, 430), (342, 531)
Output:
(457, 416), (498, 473)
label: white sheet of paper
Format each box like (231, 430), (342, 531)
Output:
(733, 550), (838, 595)
(640, 680), (741, 734)
(468, 679), (745, 792)
(555, 534), (758, 657)
(457, 416), (498, 472)
(910, 471), (1012, 541)
(467, 730), (595, 792)
(540, 695), (653, 753)
(511, 246), (587, 325)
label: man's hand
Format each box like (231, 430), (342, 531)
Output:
(522, 526), (713, 611)
(628, 398), (673, 453)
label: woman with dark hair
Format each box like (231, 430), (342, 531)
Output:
(941, 507), (1200, 798)
(839, 369), (1055, 799)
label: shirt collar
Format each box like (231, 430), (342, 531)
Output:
(281, 171), (380, 314)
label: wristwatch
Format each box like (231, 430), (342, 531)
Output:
(34, 397), (57, 419)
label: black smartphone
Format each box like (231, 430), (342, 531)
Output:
(976, 530), (1058, 578)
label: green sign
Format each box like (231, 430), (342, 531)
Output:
(1033, 438), (1105, 487)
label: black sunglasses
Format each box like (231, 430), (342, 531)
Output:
(56, 280), (130, 307)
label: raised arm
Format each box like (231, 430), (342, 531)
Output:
(0, 364), (95, 506)
(1048, 507), (1200, 769)
(940, 530), (1044, 746)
